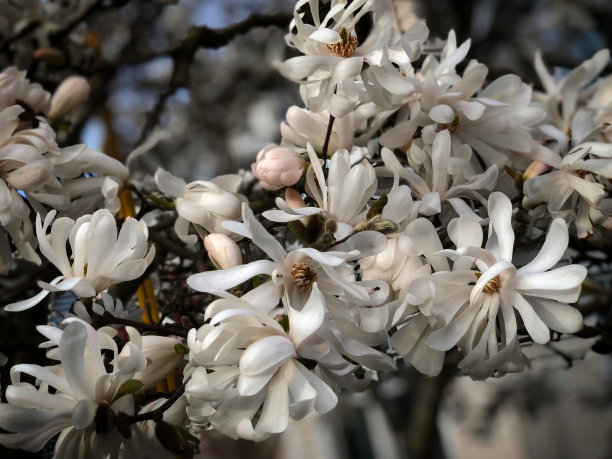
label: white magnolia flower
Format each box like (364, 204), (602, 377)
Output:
(5, 208), (155, 312)
(0, 320), (146, 456)
(50, 144), (129, 217)
(534, 48), (610, 150)
(405, 193), (587, 378)
(264, 145), (377, 239)
(188, 202), (387, 311)
(0, 67), (51, 114)
(382, 31), (544, 168)
(381, 129), (498, 215)
(185, 287), (337, 440)
(278, 0), (424, 116)
(121, 327), (186, 391)
(523, 141), (612, 237)
(155, 168), (247, 243)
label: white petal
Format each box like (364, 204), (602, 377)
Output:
(429, 104), (454, 123)
(508, 290), (550, 344)
(71, 399), (97, 430)
(517, 218), (568, 275)
(240, 336), (295, 377)
(187, 260), (277, 292)
(528, 297), (583, 334)
(486, 192), (514, 262)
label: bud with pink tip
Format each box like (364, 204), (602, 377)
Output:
(204, 233), (243, 270)
(49, 76), (90, 120)
(252, 145), (305, 190)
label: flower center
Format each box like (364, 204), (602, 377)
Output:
(482, 275), (501, 294)
(327, 27), (358, 58)
(573, 169), (589, 179)
(441, 115), (460, 133)
(291, 262), (318, 292)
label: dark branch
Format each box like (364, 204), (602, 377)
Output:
(93, 311), (188, 338)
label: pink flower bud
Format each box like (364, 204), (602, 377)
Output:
(49, 76), (90, 120)
(204, 233), (242, 270)
(252, 145), (305, 190)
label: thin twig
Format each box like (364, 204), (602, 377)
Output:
(125, 381), (187, 424)
(94, 311), (188, 338)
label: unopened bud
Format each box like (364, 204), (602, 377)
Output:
(49, 76), (90, 120)
(252, 145), (305, 190)
(33, 47), (66, 67)
(204, 233), (242, 270)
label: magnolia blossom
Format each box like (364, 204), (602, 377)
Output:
(380, 31), (544, 168)
(50, 144), (129, 216)
(252, 144), (305, 190)
(188, 202), (387, 311)
(0, 67), (50, 114)
(155, 168), (246, 243)
(279, 0), (425, 116)
(523, 141), (612, 237)
(0, 320), (146, 456)
(397, 193), (587, 378)
(534, 48), (610, 150)
(184, 287), (337, 440)
(264, 146), (377, 239)
(5, 209), (155, 311)
(381, 129), (498, 215)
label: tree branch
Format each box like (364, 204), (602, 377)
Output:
(93, 311), (188, 338)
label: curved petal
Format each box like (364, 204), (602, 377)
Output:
(187, 260), (277, 293)
(517, 218), (568, 275)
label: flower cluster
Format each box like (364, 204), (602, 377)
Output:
(0, 68), (128, 274)
(0, 0), (609, 456)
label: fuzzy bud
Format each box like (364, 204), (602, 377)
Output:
(49, 76), (90, 120)
(204, 233), (243, 270)
(252, 145), (305, 190)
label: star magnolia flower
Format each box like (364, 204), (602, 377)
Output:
(184, 286), (337, 441)
(523, 141), (612, 238)
(263, 145), (377, 239)
(381, 129), (498, 215)
(0, 320), (146, 456)
(188, 202), (387, 311)
(408, 192), (587, 378)
(50, 144), (129, 217)
(0, 67), (51, 114)
(534, 49), (609, 141)
(278, 0), (424, 116)
(155, 168), (247, 243)
(5, 208), (155, 312)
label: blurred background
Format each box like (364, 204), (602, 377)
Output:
(0, 0), (611, 457)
